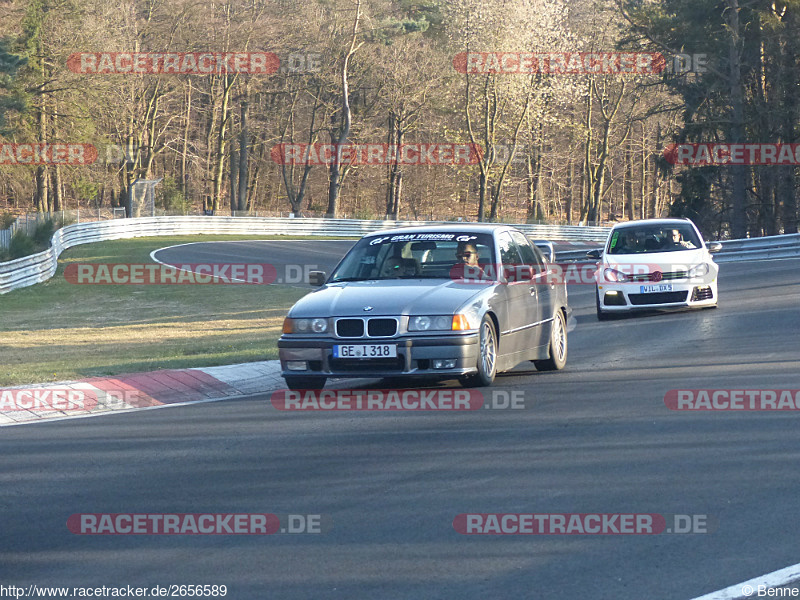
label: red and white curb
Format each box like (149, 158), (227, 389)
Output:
(0, 361), (285, 426)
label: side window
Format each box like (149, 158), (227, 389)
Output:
(510, 231), (543, 273)
(529, 245), (547, 274)
(497, 232), (522, 266)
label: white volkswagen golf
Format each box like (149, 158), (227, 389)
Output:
(588, 218), (722, 320)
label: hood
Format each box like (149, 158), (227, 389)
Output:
(288, 279), (486, 317)
(604, 248), (709, 271)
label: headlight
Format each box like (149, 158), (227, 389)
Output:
(688, 263), (710, 277)
(603, 267), (630, 283)
(283, 317), (328, 334)
(408, 315), (458, 332)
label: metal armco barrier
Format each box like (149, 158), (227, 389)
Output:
(552, 233), (800, 264)
(1, 216), (798, 295)
(713, 233), (800, 262)
(0, 216), (610, 295)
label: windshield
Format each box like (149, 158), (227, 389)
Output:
(608, 224), (702, 255)
(329, 232), (496, 282)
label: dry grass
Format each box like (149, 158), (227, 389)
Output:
(0, 235), (314, 386)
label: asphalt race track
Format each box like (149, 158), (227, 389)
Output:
(2, 241), (800, 599)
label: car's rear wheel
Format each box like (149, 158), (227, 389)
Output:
(461, 314), (497, 387)
(596, 288), (611, 321)
(534, 309), (568, 371)
(284, 376), (326, 391)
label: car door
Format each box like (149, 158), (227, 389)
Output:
(510, 231), (548, 349)
(496, 232), (536, 356)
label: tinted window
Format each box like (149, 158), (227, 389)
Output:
(329, 232), (496, 282)
(608, 224), (701, 254)
(510, 231), (543, 272)
(497, 232), (522, 266)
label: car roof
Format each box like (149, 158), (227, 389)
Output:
(611, 218), (693, 230)
(361, 223), (518, 238)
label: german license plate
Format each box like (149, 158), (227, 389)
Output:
(640, 284), (673, 293)
(333, 344), (397, 359)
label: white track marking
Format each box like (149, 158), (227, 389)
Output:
(0, 393), (257, 427)
(690, 563), (800, 599)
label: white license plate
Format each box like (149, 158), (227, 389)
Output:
(333, 344), (397, 359)
(640, 284), (673, 293)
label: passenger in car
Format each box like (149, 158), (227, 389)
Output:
(664, 229), (695, 249)
(380, 255), (419, 277)
(453, 242), (486, 279)
(455, 242), (480, 266)
(617, 231), (640, 254)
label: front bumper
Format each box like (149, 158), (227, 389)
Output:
(278, 333), (480, 379)
(598, 280), (717, 312)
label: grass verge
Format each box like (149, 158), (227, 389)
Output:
(0, 235), (331, 386)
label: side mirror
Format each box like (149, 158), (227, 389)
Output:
(308, 271), (327, 286)
(532, 240), (555, 263)
(707, 242), (723, 253)
(586, 249), (602, 260)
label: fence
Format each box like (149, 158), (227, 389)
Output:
(2, 215), (799, 295)
(0, 216), (611, 294)
(543, 233), (800, 263)
(0, 209), (126, 251)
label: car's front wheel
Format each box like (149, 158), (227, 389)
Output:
(596, 288), (611, 321)
(461, 314), (498, 387)
(534, 309), (568, 371)
(284, 376), (326, 391)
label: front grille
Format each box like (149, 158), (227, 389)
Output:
(692, 286), (714, 301)
(336, 319), (364, 338)
(629, 271), (687, 282)
(329, 357), (405, 372)
(367, 318), (397, 337)
(628, 291), (689, 305)
(335, 317), (397, 338)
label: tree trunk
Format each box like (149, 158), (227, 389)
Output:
(386, 111), (396, 217)
(51, 100), (62, 212)
(727, 0), (748, 239)
(229, 146), (239, 214)
(326, 0), (362, 217)
(779, 6), (798, 233)
(238, 99), (248, 212)
(181, 83), (192, 200)
(213, 75), (234, 211)
(35, 99), (49, 213)
(566, 159), (574, 224)
(391, 127), (404, 219)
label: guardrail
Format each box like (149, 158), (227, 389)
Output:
(2, 216), (798, 295)
(554, 233), (800, 263)
(714, 233), (800, 262)
(0, 216), (611, 295)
